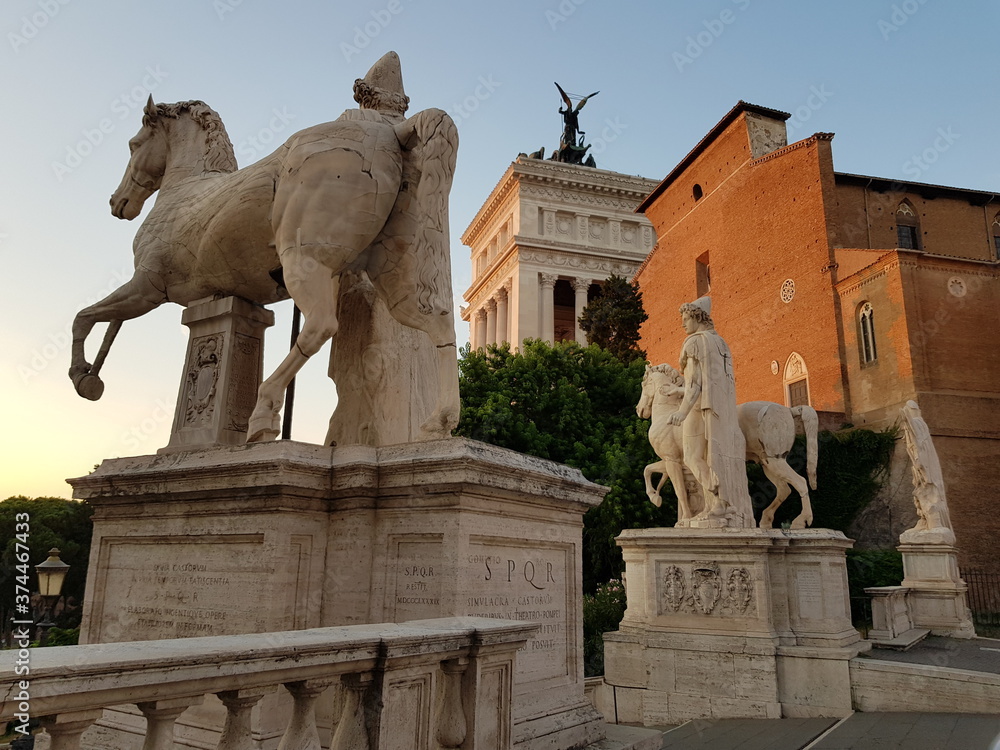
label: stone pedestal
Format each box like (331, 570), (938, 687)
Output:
(603, 528), (868, 725)
(162, 295), (274, 452)
(864, 586), (929, 649)
(70, 438), (605, 750)
(899, 541), (976, 638)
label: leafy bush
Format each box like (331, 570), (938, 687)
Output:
(42, 626), (80, 647)
(582, 579), (626, 677)
(457, 340), (674, 591)
(845, 548), (904, 624)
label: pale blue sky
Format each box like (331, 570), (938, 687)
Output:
(3, 0), (998, 498)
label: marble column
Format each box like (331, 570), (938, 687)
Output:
(475, 308), (488, 351)
(485, 297), (497, 347)
(572, 277), (591, 345)
(539, 273), (557, 345)
(496, 283), (510, 345)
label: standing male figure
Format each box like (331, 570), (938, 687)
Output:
(667, 297), (754, 528)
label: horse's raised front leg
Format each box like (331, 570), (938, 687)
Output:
(247, 265), (341, 443)
(643, 460), (665, 506)
(70, 272), (166, 400)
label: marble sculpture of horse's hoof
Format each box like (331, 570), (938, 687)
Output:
(70, 366), (105, 401)
(417, 408), (458, 441)
(790, 514), (811, 530)
(246, 411), (280, 443)
(647, 493), (662, 508)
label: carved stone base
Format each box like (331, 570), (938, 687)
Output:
(161, 296), (274, 452)
(604, 528), (868, 725)
(899, 542), (976, 638)
(71, 438), (605, 750)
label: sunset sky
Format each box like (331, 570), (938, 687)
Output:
(3, 0), (998, 499)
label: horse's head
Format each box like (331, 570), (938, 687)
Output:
(111, 97), (167, 220)
(637, 364), (685, 419)
(110, 97), (236, 220)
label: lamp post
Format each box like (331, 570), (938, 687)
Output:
(35, 548), (69, 646)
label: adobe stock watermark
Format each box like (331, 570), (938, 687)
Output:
(902, 126), (959, 180)
(546, 0), (587, 31)
(122, 398), (173, 452)
(19, 266), (133, 384)
(50, 66), (169, 183)
(447, 75), (501, 125)
(340, 0), (410, 64)
(213, 0), (245, 21)
(674, 0), (751, 72)
(588, 117), (627, 156)
(8, 0), (72, 54)
(236, 107), (296, 162)
(877, 0), (932, 41)
(786, 85), (834, 137)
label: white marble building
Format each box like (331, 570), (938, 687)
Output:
(461, 157), (660, 348)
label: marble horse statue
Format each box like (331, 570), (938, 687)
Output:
(637, 363), (819, 529)
(68, 51), (460, 443)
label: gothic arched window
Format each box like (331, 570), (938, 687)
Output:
(895, 201), (920, 250)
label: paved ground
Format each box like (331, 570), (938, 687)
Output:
(859, 636), (1000, 674)
(655, 713), (1000, 749)
(648, 713), (1000, 750)
(658, 718), (835, 749)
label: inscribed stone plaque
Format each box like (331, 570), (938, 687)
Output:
(794, 566), (824, 621)
(391, 538), (444, 621)
(465, 538), (571, 684)
(95, 534), (286, 642)
(226, 333), (261, 432)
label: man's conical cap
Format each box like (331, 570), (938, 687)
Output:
(362, 51), (406, 99)
(692, 296), (712, 316)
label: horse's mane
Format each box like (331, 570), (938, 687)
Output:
(648, 362), (684, 387)
(148, 100), (238, 174)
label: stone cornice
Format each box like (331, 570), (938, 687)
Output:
(462, 159), (658, 247)
(836, 249), (1000, 295)
(750, 132), (834, 166)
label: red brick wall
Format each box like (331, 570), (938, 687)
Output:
(638, 115), (846, 412)
(833, 182), (998, 261)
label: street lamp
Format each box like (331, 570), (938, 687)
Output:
(35, 548), (70, 646)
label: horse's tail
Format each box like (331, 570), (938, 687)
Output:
(404, 108), (459, 316)
(791, 405), (819, 490)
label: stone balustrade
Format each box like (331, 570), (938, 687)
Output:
(1, 617), (536, 750)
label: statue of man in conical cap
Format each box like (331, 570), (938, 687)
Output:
(667, 296), (754, 527)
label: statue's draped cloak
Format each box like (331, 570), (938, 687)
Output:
(680, 329), (754, 527)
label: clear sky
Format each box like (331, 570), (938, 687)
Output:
(2, 0), (998, 500)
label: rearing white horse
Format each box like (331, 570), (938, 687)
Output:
(69, 52), (461, 444)
(638, 364), (819, 529)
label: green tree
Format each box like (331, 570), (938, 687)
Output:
(578, 274), (648, 362)
(0, 496), (93, 637)
(456, 340), (674, 590)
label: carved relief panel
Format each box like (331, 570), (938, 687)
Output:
(657, 562), (756, 617)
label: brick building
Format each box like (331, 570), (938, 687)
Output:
(635, 101), (1000, 573)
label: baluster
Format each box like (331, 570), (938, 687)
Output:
(436, 658), (469, 749)
(277, 679), (335, 750)
(330, 673), (372, 750)
(137, 696), (204, 750)
(216, 688), (275, 750)
(39, 710), (104, 750)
